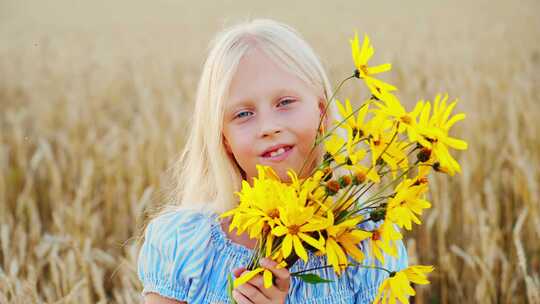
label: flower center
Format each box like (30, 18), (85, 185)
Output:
(360, 65), (369, 76)
(268, 208), (280, 219)
(288, 225), (300, 235)
(400, 115), (412, 124)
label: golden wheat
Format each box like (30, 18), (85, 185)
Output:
(1, 0), (539, 303)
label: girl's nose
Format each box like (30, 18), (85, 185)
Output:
(259, 125), (282, 138)
(258, 116), (282, 138)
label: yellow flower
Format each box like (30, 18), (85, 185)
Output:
(368, 221), (402, 265)
(324, 210), (372, 275)
(353, 165), (381, 185)
(386, 178), (432, 230)
(335, 98), (371, 143)
(373, 265), (435, 304)
(323, 134), (347, 165)
(341, 133), (382, 184)
(271, 204), (328, 262)
(219, 165), (293, 240)
(402, 265), (434, 285)
(344, 134), (368, 167)
(350, 32), (396, 99)
(372, 92), (424, 143)
(234, 267), (272, 289)
(287, 169), (326, 207)
(233, 261), (288, 289)
(368, 128), (409, 179)
(415, 94), (468, 176)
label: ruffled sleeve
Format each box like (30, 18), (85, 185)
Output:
(349, 218), (409, 304)
(137, 209), (213, 302)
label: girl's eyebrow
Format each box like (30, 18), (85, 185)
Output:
(226, 99), (252, 113)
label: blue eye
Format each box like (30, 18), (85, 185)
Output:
(278, 98), (295, 107)
(234, 111), (252, 119)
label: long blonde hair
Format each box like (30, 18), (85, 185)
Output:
(161, 18), (339, 215)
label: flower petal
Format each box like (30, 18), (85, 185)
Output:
(233, 268), (265, 289)
(282, 234), (293, 258)
(263, 269), (273, 289)
(293, 235), (308, 262)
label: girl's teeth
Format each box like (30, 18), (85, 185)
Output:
(269, 147), (286, 157)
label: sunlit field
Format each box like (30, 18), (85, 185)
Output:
(1, 0), (539, 303)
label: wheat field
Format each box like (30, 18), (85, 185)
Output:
(1, 0), (539, 303)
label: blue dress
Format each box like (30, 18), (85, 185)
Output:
(137, 209), (408, 303)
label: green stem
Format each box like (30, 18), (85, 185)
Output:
(351, 162), (419, 215)
(290, 262), (392, 276)
(364, 122), (400, 177)
(346, 144), (421, 214)
(334, 122), (401, 213)
(297, 75), (355, 178)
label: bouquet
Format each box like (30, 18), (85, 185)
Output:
(220, 31), (467, 303)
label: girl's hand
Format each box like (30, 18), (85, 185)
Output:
(232, 258), (291, 304)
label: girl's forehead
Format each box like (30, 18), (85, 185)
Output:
(227, 48), (316, 102)
(234, 48), (291, 80)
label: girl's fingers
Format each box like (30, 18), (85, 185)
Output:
(233, 267), (247, 278)
(245, 273), (281, 297)
(235, 282), (271, 303)
(260, 258), (291, 292)
(232, 289), (255, 304)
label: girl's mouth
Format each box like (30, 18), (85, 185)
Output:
(261, 145), (294, 162)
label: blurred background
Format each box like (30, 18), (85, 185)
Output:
(1, 0), (539, 303)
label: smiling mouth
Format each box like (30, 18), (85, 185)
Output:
(261, 145), (294, 159)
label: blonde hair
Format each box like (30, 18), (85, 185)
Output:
(161, 18), (339, 215)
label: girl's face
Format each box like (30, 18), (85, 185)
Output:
(223, 47), (325, 183)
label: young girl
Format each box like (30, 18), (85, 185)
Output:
(137, 18), (408, 304)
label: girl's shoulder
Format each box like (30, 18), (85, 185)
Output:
(141, 208), (253, 257)
(144, 208), (213, 238)
(137, 209), (215, 278)
(143, 209), (212, 252)
(137, 208), (253, 302)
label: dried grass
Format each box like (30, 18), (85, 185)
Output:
(1, 0), (539, 303)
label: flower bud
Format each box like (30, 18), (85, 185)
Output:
(369, 208), (386, 222)
(338, 175), (352, 188)
(417, 147), (432, 162)
(322, 167), (333, 182)
(325, 180), (341, 196)
(433, 162), (450, 174)
(353, 171), (366, 185)
(323, 152), (333, 163)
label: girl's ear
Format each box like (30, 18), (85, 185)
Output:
(318, 97), (329, 131)
(223, 135), (232, 154)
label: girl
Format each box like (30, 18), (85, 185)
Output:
(137, 18), (408, 304)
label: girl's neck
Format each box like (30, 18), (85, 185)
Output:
(219, 216), (258, 250)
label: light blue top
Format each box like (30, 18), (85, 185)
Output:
(137, 209), (408, 303)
